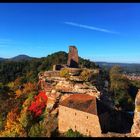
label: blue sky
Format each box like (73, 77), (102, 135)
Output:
(0, 3), (140, 63)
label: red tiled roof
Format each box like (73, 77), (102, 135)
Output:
(60, 94), (97, 115)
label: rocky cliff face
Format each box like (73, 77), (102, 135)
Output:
(131, 89), (140, 137)
(38, 68), (100, 112)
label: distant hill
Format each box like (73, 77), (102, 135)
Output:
(0, 58), (5, 61)
(96, 62), (140, 73)
(0, 55), (35, 62)
(10, 55), (34, 61)
(0, 54), (35, 61)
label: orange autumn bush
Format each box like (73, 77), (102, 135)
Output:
(23, 82), (37, 94)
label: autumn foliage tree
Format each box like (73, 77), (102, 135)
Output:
(28, 91), (47, 118)
(109, 66), (134, 111)
(15, 82), (37, 98)
(0, 107), (26, 137)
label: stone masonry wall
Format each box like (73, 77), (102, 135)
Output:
(67, 46), (79, 68)
(58, 105), (101, 137)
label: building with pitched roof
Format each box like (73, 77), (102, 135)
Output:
(58, 94), (102, 137)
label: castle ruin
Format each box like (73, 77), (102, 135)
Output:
(67, 46), (79, 68)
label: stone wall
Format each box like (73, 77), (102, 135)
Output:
(44, 71), (60, 77)
(58, 105), (101, 137)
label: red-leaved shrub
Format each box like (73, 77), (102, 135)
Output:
(28, 91), (47, 118)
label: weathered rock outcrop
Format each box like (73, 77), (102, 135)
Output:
(131, 89), (140, 137)
(44, 76), (100, 111)
(38, 67), (101, 113)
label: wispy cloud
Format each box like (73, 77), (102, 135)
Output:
(0, 38), (13, 45)
(0, 39), (17, 48)
(0, 38), (12, 42)
(64, 21), (119, 34)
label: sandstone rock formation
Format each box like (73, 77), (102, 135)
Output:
(131, 89), (140, 137)
(67, 46), (78, 68)
(38, 68), (101, 113)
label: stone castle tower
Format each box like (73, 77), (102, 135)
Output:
(67, 46), (79, 68)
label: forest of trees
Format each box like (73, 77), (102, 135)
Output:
(109, 65), (140, 111)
